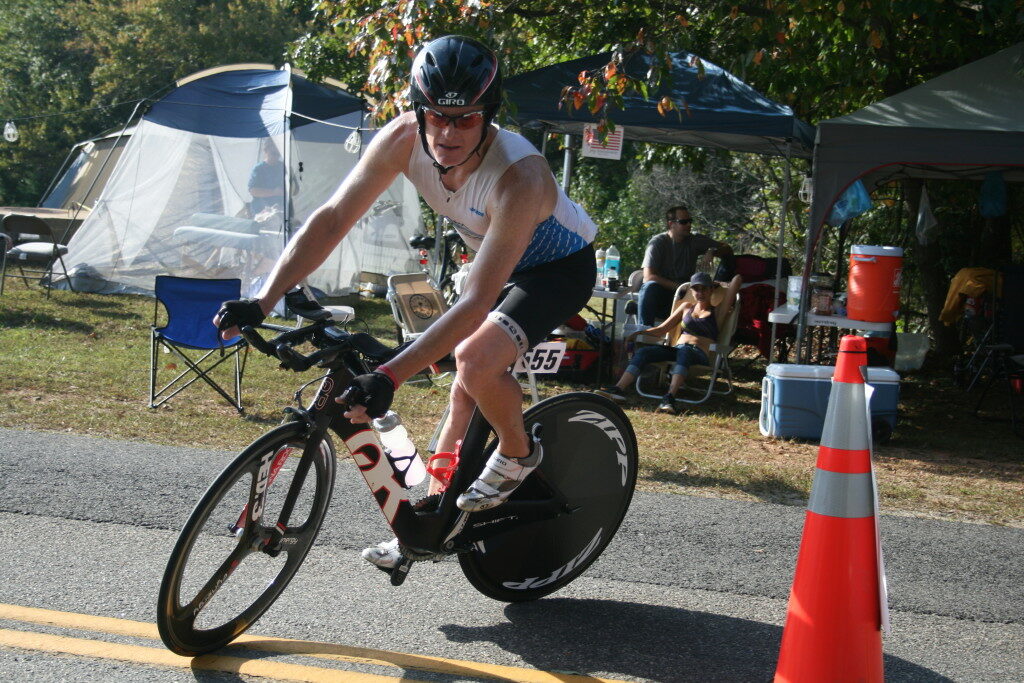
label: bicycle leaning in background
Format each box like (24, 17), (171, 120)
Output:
(156, 311), (638, 656)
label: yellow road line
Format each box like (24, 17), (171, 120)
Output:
(0, 628), (400, 682)
(0, 603), (615, 682)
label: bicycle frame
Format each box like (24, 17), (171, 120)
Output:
(266, 349), (573, 567)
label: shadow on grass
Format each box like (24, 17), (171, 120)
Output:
(645, 464), (807, 506)
(241, 413), (287, 428)
(0, 309), (95, 333)
(69, 296), (147, 315)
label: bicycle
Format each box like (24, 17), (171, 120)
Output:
(157, 314), (638, 656)
(409, 221), (469, 305)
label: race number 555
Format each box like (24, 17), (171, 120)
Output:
(514, 341), (567, 374)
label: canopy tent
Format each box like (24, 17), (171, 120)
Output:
(63, 64), (421, 297)
(505, 50), (814, 157)
(507, 50), (814, 354)
(809, 42), (1024, 234)
(798, 42), (1024, 353)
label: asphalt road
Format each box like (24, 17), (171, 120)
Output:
(0, 426), (1021, 681)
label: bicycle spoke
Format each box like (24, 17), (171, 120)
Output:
(182, 538), (253, 620)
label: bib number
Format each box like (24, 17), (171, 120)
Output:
(514, 341), (566, 374)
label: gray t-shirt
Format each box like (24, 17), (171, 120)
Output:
(642, 232), (720, 282)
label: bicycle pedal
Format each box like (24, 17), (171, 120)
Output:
(389, 557), (414, 586)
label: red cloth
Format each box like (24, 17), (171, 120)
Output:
(733, 284), (790, 358)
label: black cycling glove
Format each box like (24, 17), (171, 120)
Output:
(343, 372), (396, 419)
(216, 298), (266, 331)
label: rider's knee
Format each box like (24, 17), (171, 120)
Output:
(454, 338), (508, 386)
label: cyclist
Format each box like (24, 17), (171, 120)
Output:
(215, 35), (597, 570)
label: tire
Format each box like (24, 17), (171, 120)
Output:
(157, 423), (336, 655)
(459, 392), (637, 602)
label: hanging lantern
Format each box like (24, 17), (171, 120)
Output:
(344, 129), (362, 154)
(3, 121), (18, 143)
(798, 173), (813, 204)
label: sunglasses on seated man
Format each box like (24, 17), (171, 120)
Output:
(420, 106), (486, 130)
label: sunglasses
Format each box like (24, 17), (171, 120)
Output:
(421, 106), (485, 130)
(669, 218), (693, 224)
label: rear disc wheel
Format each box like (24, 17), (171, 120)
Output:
(459, 392), (637, 602)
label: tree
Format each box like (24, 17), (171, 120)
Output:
(69, 0), (311, 103)
(0, 0), (97, 205)
(0, 0), (310, 208)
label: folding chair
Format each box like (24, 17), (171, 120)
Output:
(972, 264), (1024, 437)
(386, 271), (543, 401)
(387, 272), (449, 343)
(150, 276), (249, 413)
(635, 283), (742, 405)
(1, 214), (74, 297)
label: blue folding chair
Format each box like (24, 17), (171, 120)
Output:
(150, 276), (249, 413)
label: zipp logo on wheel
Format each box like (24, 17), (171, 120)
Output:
(501, 529), (603, 590)
(568, 409), (630, 485)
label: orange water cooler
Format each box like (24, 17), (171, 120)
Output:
(848, 245), (903, 323)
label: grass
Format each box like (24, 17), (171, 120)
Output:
(1, 279), (1022, 527)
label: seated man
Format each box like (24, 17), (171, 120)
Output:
(598, 272), (742, 414)
(637, 205), (732, 325)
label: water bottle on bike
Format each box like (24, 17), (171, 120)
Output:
(372, 410), (426, 488)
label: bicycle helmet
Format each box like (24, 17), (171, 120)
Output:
(409, 35), (502, 174)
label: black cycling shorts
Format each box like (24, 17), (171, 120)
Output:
(486, 243), (596, 356)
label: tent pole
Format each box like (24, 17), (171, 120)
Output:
(794, 210), (818, 363)
(282, 64), (294, 245)
(768, 141), (793, 364)
(540, 125), (549, 155)
(561, 134), (574, 192)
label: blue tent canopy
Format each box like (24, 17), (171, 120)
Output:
(506, 51), (814, 158)
(149, 68), (364, 138)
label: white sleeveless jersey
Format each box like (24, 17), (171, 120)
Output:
(406, 127), (596, 271)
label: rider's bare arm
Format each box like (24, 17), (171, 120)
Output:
(238, 114), (417, 325)
(381, 154), (556, 385)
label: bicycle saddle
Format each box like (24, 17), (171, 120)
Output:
(285, 288), (332, 321)
(408, 234), (435, 249)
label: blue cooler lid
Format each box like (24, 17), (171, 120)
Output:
(766, 364), (835, 380)
(766, 363), (899, 384)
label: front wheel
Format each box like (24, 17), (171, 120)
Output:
(157, 423), (336, 655)
(459, 392), (638, 601)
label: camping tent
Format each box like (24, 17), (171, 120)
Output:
(63, 64), (421, 297)
(797, 42), (1024, 351)
(506, 50), (814, 157)
(41, 125), (133, 214)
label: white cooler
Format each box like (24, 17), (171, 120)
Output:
(759, 363), (899, 442)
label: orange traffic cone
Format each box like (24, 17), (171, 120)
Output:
(774, 335), (885, 682)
